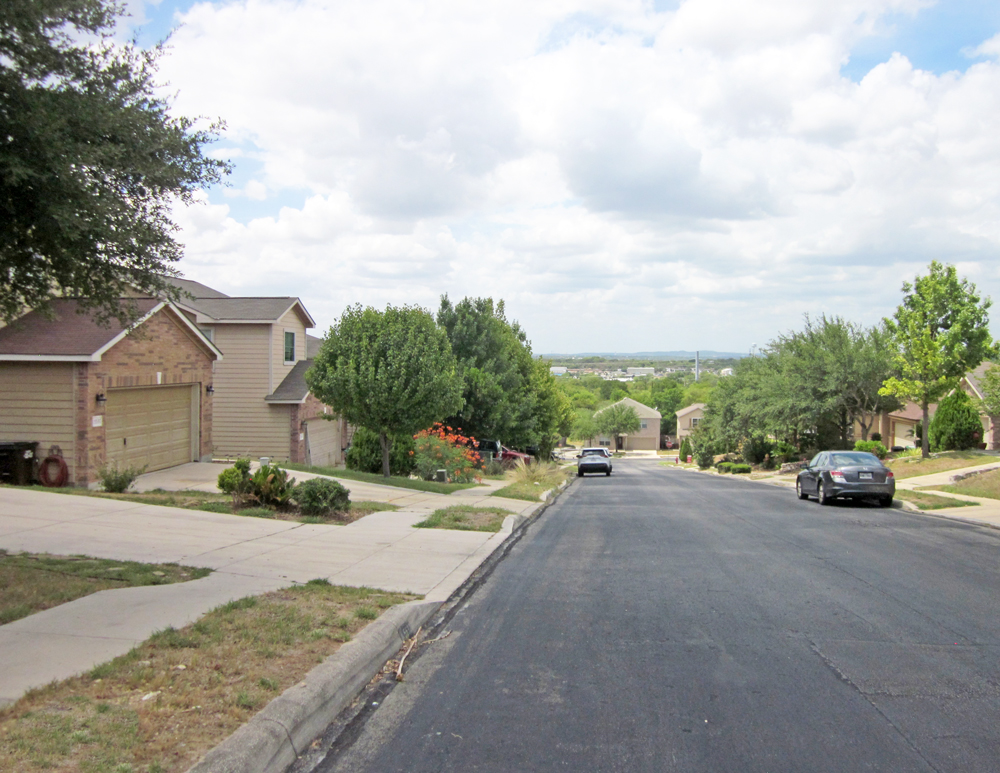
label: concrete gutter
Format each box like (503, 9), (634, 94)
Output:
(185, 483), (565, 773)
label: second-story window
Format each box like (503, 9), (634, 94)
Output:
(284, 331), (295, 363)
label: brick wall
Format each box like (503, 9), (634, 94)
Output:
(76, 307), (215, 485)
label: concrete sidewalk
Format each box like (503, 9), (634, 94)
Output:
(894, 461), (1000, 529)
(0, 476), (542, 705)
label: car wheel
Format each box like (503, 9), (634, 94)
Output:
(796, 479), (808, 500)
(817, 480), (831, 506)
(606, 470), (611, 476)
(880, 496), (893, 508)
(577, 470), (583, 477)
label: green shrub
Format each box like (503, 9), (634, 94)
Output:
(730, 463), (752, 474)
(773, 440), (798, 464)
(97, 462), (147, 493)
(853, 440), (888, 459)
(739, 435), (773, 465)
(218, 458), (253, 509)
(678, 437), (692, 461)
(716, 462), (732, 473)
(412, 434), (479, 482)
(345, 427), (415, 476)
(294, 478), (350, 516)
(870, 432), (882, 442)
(929, 390), (983, 451)
(250, 464), (296, 509)
(690, 429), (715, 469)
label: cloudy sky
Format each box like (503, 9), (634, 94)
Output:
(123, 0), (1000, 354)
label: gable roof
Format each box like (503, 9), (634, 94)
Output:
(155, 275), (317, 328)
(0, 299), (222, 362)
(675, 402), (706, 418)
(162, 276), (231, 300)
(963, 361), (994, 400)
(265, 360), (313, 404)
(596, 396), (661, 419)
(307, 334), (323, 359)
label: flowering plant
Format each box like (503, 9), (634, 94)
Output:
(413, 424), (481, 483)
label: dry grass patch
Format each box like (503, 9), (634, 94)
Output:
(886, 450), (991, 480)
(893, 490), (978, 510)
(491, 460), (568, 502)
(0, 581), (416, 773)
(0, 551), (210, 626)
(414, 505), (511, 532)
(927, 467), (1000, 500)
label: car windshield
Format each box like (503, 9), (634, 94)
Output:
(829, 452), (880, 467)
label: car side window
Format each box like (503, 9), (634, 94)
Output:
(809, 453), (823, 468)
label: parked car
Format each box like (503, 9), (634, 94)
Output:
(577, 448), (613, 477)
(476, 439), (531, 466)
(795, 451), (895, 507)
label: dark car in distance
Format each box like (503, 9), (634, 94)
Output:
(577, 448), (613, 477)
(796, 451), (895, 507)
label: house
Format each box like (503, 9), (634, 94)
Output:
(676, 403), (706, 441)
(0, 298), (221, 486)
(959, 362), (998, 449)
(163, 278), (351, 466)
(872, 403), (923, 448)
(595, 397), (661, 451)
(626, 367), (655, 377)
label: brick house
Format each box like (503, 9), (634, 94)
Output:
(0, 298), (221, 486)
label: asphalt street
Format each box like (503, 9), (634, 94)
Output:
(312, 461), (1000, 772)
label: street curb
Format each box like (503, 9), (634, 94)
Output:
(186, 599), (439, 773)
(185, 477), (569, 773)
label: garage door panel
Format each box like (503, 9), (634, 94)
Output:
(106, 386), (193, 472)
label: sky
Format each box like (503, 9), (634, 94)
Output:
(118, 0), (1000, 354)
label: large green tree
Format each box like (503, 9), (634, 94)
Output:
(880, 262), (997, 458)
(0, 0), (230, 325)
(595, 403), (641, 450)
(306, 305), (464, 477)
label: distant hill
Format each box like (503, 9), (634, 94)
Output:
(540, 351), (748, 360)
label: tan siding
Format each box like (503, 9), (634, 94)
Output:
(271, 309), (308, 393)
(211, 324), (293, 459)
(0, 363), (76, 481)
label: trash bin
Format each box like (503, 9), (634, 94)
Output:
(0, 442), (39, 486)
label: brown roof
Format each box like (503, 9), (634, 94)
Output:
(0, 299), (161, 358)
(266, 360), (313, 403)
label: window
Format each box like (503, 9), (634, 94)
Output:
(691, 417), (701, 427)
(284, 331), (295, 363)
(198, 326), (214, 342)
(640, 421), (647, 429)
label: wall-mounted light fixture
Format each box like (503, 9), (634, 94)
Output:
(206, 385), (215, 395)
(95, 393), (107, 405)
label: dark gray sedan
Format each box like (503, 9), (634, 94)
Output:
(796, 451), (895, 507)
(577, 448), (612, 477)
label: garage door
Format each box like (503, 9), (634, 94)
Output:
(106, 386), (194, 472)
(305, 417), (340, 467)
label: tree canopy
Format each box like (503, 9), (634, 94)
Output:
(880, 262), (997, 457)
(0, 0), (230, 325)
(306, 305), (463, 476)
(596, 403), (641, 445)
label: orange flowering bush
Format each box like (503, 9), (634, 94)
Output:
(412, 424), (481, 483)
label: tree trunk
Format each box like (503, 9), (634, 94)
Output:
(379, 431), (391, 477)
(859, 414), (870, 441)
(921, 400), (930, 459)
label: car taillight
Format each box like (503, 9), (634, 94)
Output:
(886, 471), (894, 479)
(830, 471), (846, 482)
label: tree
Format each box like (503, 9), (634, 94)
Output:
(306, 305), (463, 477)
(928, 390), (983, 451)
(596, 403), (641, 450)
(1, 0), (230, 325)
(880, 262), (998, 458)
(572, 412), (600, 446)
(436, 296), (535, 445)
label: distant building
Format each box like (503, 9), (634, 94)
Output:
(626, 367), (655, 377)
(719, 368), (734, 377)
(676, 403), (706, 441)
(549, 366), (568, 376)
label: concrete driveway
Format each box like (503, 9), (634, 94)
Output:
(0, 467), (543, 705)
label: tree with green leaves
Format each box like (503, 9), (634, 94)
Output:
(975, 365), (1000, 437)
(306, 305), (463, 477)
(0, 0), (230, 326)
(880, 262), (997, 458)
(928, 390), (983, 451)
(572, 411), (600, 446)
(595, 402), (641, 450)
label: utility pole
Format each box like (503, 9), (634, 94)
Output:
(695, 351), (700, 382)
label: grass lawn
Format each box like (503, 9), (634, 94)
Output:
(414, 505), (511, 532)
(490, 461), (569, 502)
(927, 467), (1000, 500)
(0, 581), (416, 773)
(886, 450), (993, 480)
(893, 490), (979, 510)
(281, 463), (482, 494)
(6, 486), (396, 525)
(0, 551), (211, 626)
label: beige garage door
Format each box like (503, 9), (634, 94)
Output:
(106, 386), (194, 472)
(305, 417), (340, 467)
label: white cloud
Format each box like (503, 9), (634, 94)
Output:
(157, 0), (1000, 352)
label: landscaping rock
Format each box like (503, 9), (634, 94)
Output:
(779, 461), (807, 474)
